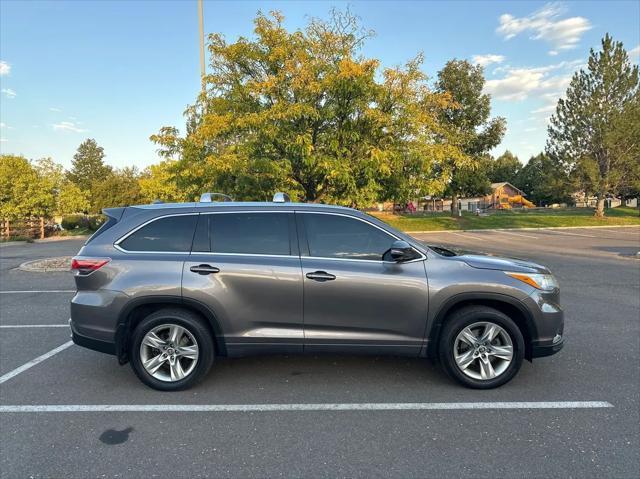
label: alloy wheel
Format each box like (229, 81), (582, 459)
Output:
(453, 321), (514, 381)
(139, 324), (199, 382)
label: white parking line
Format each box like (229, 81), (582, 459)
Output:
(0, 341), (73, 385)
(491, 230), (539, 239)
(0, 324), (69, 328)
(0, 290), (75, 294)
(0, 401), (613, 413)
(449, 232), (485, 241)
(541, 230), (597, 238)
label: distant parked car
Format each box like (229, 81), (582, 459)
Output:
(69, 193), (564, 390)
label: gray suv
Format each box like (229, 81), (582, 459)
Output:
(70, 194), (564, 391)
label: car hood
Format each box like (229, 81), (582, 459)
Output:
(454, 254), (550, 274)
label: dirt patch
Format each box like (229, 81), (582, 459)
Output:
(18, 256), (73, 272)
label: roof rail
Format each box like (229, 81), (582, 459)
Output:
(272, 192), (291, 203)
(200, 192), (234, 203)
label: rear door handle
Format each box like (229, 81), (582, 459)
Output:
(189, 264), (220, 275)
(306, 271), (336, 282)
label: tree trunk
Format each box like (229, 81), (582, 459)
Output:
(451, 193), (459, 217)
(40, 217), (45, 239)
(595, 195), (606, 218)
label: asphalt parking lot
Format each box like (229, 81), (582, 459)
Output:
(1, 226), (639, 478)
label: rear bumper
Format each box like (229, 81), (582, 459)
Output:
(69, 319), (116, 355)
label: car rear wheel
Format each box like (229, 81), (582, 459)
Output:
(439, 306), (524, 389)
(130, 308), (214, 391)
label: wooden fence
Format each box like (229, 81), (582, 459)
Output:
(1, 217), (46, 240)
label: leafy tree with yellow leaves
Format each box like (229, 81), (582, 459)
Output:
(152, 10), (465, 206)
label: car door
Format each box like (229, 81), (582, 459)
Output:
(183, 211), (304, 356)
(298, 211), (429, 356)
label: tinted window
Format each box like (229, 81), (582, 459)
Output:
(119, 215), (197, 252)
(303, 214), (395, 261)
(210, 213), (291, 255)
(192, 214), (210, 252)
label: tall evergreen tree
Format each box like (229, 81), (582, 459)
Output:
(67, 139), (112, 192)
(546, 34), (639, 217)
(515, 153), (572, 206)
(436, 60), (506, 215)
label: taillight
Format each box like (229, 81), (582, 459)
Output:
(71, 257), (110, 275)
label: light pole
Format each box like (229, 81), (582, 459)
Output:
(198, 0), (206, 92)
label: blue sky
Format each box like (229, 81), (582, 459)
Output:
(1, 1), (639, 169)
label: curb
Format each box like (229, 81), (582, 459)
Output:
(406, 225), (640, 234)
(0, 235), (89, 247)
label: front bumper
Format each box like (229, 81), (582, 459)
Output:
(531, 334), (564, 357)
(69, 318), (116, 355)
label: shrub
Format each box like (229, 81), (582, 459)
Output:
(87, 215), (105, 231)
(61, 214), (87, 230)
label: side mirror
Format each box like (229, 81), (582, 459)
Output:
(384, 240), (418, 263)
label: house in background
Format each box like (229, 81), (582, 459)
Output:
(487, 182), (534, 210)
(422, 182), (534, 212)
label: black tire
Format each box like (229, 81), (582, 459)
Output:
(129, 308), (214, 391)
(438, 306), (524, 389)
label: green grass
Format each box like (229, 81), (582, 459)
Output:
(371, 207), (640, 232)
(0, 235), (34, 243)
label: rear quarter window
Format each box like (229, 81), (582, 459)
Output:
(118, 215), (198, 252)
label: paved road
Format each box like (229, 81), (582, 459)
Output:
(0, 227), (638, 478)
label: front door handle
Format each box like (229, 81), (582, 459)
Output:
(190, 264), (220, 275)
(306, 271), (336, 282)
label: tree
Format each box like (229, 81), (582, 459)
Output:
(0, 155), (56, 219)
(91, 167), (144, 212)
(67, 139), (112, 192)
(547, 34), (639, 217)
(139, 160), (190, 203)
(152, 10), (463, 206)
(445, 154), (492, 202)
(57, 182), (90, 215)
(488, 151), (521, 184)
(436, 60), (506, 215)
(515, 153), (572, 206)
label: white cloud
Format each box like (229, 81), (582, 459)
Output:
(630, 45), (640, 61)
(0, 61), (10, 76)
(52, 121), (88, 133)
(0, 122), (6, 128)
(0, 138), (7, 143)
(484, 59), (580, 101)
(472, 54), (506, 67)
(532, 104), (556, 114)
(49, 107), (62, 112)
(1, 88), (16, 99)
(497, 3), (591, 55)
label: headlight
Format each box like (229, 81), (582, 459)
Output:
(505, 272), (558, 291)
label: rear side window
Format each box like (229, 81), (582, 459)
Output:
(118, 215), (198, 252)
(302, 213), (395, 261)
(207, 213), (291, 255)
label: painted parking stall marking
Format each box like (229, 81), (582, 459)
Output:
(0, 401), (614, 413)
(0, 324), (69, 328)
(0, 290), (75, 294)
(0, 341), (74, 385)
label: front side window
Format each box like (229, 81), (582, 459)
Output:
(208, 213), (291, 255)
(302, 214), (395, 261)
(119, 215), (198, 252)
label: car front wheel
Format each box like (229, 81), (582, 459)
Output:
(439, 306), (524, 389)
(130, 308), (214, 391)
